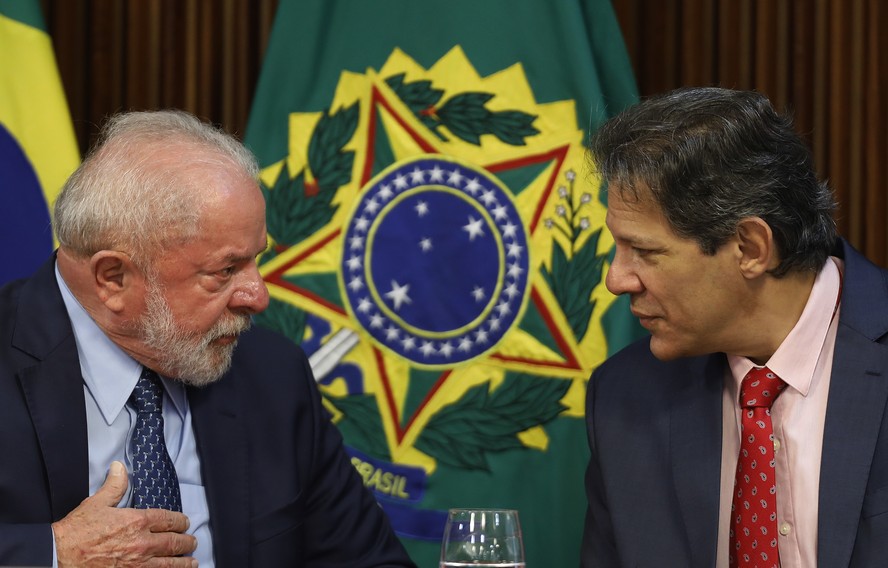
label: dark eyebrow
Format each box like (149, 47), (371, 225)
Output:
(613, 233), (658, 248)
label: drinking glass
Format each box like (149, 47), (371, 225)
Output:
(440, 508), (525, 567)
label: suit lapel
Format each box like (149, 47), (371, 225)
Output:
(13, 257), (89, 520)
(18, 339), (89, 520)
(818, 325), (888, 565)
(817, 240), (888, 565)
(189, 375), (250, 567)
(670, 354), (725, 566)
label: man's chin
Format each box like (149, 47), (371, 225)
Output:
(175, 370), (227, 388)
(648, 335), (693, 362)
(165, 344), (236, 388)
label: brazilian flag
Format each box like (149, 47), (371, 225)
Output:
(0, 0), (79, 285)
(246, 1), (645, 566)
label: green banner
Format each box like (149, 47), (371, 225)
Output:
(246, 1), (644, 566)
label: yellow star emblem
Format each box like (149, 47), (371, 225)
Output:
(257, 47), (619, 473)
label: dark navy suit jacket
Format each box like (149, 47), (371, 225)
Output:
(582, 240), (888, 567)
(0, 257), (416, 567)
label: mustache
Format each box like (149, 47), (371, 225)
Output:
(205, 313), (252, 342)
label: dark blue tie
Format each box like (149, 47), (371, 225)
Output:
(129, 368), (182, 512)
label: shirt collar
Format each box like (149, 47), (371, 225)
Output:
(55, 262), (188, 424)
(728, 257), (842, 396)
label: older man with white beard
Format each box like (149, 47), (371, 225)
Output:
(0, 110), (415, 568)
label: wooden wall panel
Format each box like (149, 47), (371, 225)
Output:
(39, 0), (888, 266)
(864, 0), (888, 262)
(681, 0), (714, 86)
(41, 0), (279, 149)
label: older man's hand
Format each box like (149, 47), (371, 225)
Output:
(52, 461), (198, 567)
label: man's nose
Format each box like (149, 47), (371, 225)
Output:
(230, 264), (270, 314)
(605, 251), (643, 296)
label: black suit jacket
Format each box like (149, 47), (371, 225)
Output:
(0, 257), (416, 567)
(582, 239), (888, 567)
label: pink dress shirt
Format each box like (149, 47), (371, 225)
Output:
(717, 258), (843, 567)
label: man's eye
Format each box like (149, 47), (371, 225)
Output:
(633, 247), (653, 256)
(219, 266), (237, 277)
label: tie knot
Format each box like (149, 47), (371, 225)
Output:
(739, 366), (786, 409)
(131, 368), (164, 414)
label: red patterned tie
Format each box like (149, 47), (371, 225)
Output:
(730, 366), (787, 567)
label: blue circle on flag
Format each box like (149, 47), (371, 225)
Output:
(0, 123), (54, 285)
(341, 155), (530, 367)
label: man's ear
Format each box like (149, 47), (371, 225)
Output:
(90, 251), (143, 313)
(736, 217), (778, 278)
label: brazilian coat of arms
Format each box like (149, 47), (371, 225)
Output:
(255, 46), (619, 535)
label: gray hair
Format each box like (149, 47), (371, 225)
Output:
(589, 87), (837, 277)
(54, 109), (259, 265)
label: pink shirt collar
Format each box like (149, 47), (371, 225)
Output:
(727, 257), (843, 396)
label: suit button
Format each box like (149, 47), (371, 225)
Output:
(773, 439), (781, 453)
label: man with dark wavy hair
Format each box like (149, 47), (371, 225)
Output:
(0, 110), (415, 567)
(582, 87), (888, 567)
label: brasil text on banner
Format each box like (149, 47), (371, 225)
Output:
(245, 1), (645, 566)
(0, 0), (79, 285)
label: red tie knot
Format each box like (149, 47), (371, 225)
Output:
(739, 366), (787, 409)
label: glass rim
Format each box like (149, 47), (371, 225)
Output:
(447, 507), (518, 518)
(446, 507), (520, 514)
